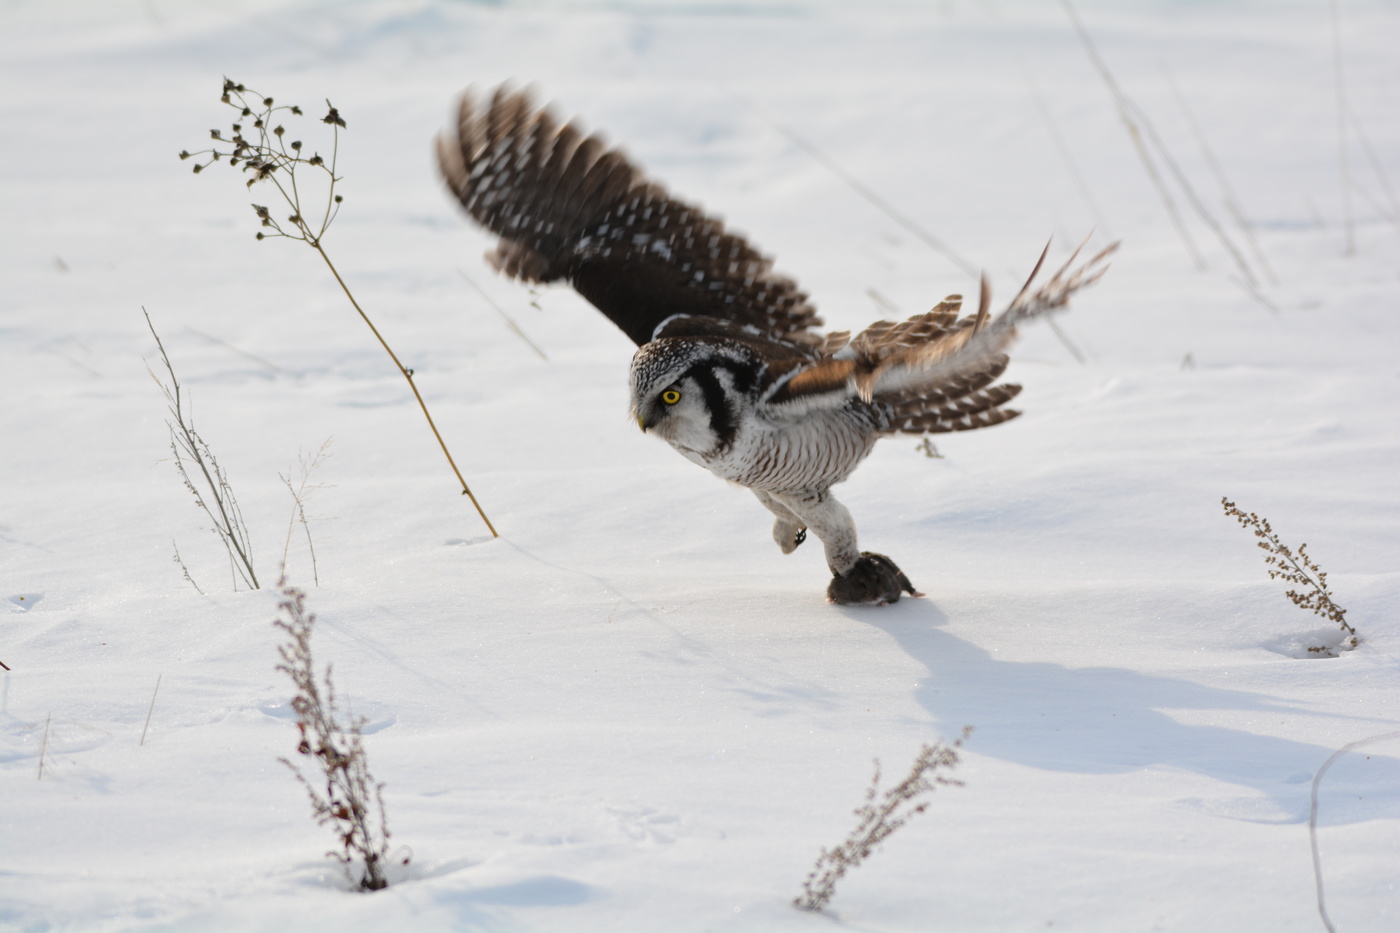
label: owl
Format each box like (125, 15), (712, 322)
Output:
(436, 85), (1113, 605)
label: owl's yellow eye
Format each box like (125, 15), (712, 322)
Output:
(662, 389), (681, 405)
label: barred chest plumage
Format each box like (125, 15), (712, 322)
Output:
(719, 403), (885, 491)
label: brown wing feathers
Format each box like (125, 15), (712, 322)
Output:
(855, 239), (1114, 400)
(767, 239), (1115, 432)
(437, 85), (822, 346)
(439, 84), (1115, 435)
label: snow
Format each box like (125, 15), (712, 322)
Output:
(3, 0), (1399, 930)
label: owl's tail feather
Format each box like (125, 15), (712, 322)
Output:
(859, 237), (1117, 402)
(889, 403), (1022, 435)
(882, 373), (1023, 435)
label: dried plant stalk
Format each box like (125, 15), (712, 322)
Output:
(795, 727), (971, 913)
(275, 578), (399, 890)
(1222, 498), (1358, 653)
(140, 675), (162, 747)
(183, 79), (496, 537)
(37, 713), (51, 780)
(171, 539), (205, 595)
(280, 439), (333, 585)
(145, 308), (259, 591)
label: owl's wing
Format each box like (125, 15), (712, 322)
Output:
(436, 85), (823, 347)
(764, 240), (1117, 430)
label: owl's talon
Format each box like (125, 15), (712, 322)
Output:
(773, 520), (808, 554)
(827, 552), (919, 606)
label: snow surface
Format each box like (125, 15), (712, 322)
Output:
(3, 0), (1399, 930)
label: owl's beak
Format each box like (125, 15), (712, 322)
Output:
(637, 415), (647, 432)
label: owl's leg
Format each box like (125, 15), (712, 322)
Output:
(751, 489), (807, 554)
(770, 489), (921, 606)
(769, 490), (860, 574)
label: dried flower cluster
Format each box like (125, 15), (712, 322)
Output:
(275, 579), (399, 891)
(795, 727), (971, 913)
(1221, 498), (1358, 654)
(180, 79), (344, 245)
(144, 309), (259, 591)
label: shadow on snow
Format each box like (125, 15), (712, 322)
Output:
(853, 599), (1400, 827)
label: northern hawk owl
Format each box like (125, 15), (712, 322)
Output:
(437, 85), (1113, 605)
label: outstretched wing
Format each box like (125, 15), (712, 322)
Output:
(764, 239), (1117, 431)
(436, 85), (823, 347)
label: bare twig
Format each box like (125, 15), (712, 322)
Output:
(1025, 76), (1112, 237)
(740, 97), (977, 278)
(140, 675), (162, 746)
(866, 288), (902, 317)
(1122, 97), (1259, 287)
(172, 540), (205, 595)
(1067, 5), (1266, 291)
(185, 326), (283, 373)
(1227, 274), (1281, 315)
(1310, 731), (1400, 933)
(1045, 317), (1088, 364)
(1348, 175), (1400, 235)
(1161, 63), (1278, 285)
(1061, 0), (1204, 271)
(1346, 106), (1399, 220)
(280, 439), (332, 586)
(184, 80), (497, 537)
(458, 269), (549, 361)
(37, 713), (51, 780)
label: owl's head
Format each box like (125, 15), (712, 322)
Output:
(629, 338), (753, 454)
